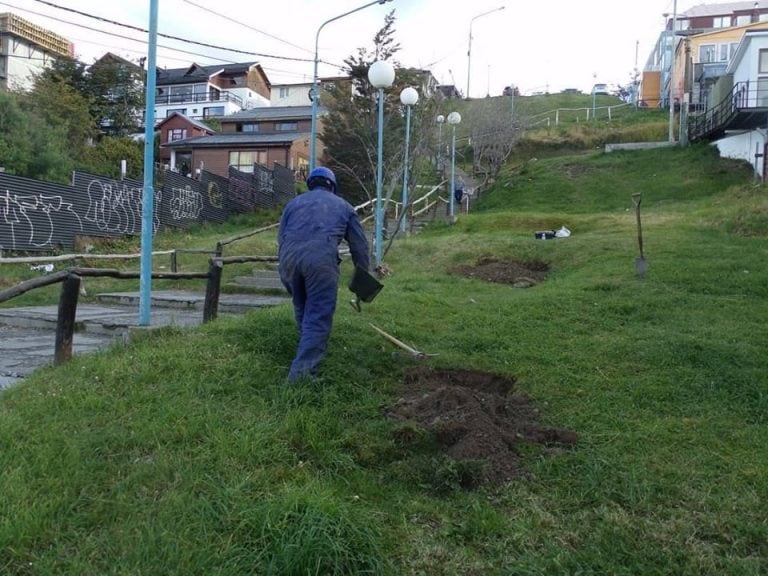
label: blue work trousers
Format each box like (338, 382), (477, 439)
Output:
(284, 260), (339, 381)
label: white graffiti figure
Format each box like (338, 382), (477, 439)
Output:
(0, 189), (83, 250)
(85, 179), (160, 235)
(170, 185), (204, 220)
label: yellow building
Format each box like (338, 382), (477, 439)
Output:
(672, 21), (768, 110)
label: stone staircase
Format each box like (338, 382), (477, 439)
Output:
(227, 264), (287, 293)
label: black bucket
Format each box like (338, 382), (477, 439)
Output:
(348, 267), (383, 303)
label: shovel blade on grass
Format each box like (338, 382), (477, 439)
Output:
(635, 256), (648, 277)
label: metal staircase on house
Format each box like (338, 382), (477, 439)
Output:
(689, 81), (768, 142)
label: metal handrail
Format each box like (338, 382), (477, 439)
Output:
(688, 81), (768, 141)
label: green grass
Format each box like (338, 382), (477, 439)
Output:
(1, 143), (767, 574)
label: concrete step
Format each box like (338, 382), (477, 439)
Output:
(229, 276), (286, 291)
(95, 290), (289, 314)
(228, 268), (287, 292)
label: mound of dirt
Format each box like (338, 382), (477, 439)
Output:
(386, 367), (576, 486)
(452, 257), (549, 287)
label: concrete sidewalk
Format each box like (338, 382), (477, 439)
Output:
(0, 291), (290, 390)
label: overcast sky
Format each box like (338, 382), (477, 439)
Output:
(3, 0), (701, 96)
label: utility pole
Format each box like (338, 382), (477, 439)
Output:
(668, 0), (678, 142)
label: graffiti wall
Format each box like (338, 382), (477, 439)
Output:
(0, 165), (295, 253)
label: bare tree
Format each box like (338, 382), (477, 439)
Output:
(465, 99), (526, 184)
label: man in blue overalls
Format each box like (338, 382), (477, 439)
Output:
(278, 167), (370, 382)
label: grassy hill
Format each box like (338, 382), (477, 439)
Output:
(1, 136), (767, 572)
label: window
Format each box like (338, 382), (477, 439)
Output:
(167, 108), (187, 117)
(759, 49), (768, 73)
(712, 16), (731, 28)
(167, 128), (187, 142)
(761, 13), (768, 22)
(279, 86), (290, 98)
(239, 123), (260, 132)
(169, 85), (193, 103)
(699, 44), (716, 63)
(736, 15), (751, 26)
(719, 44), (729, 62)
(203, 106), (225, 117)
(275, 122), (298, 131)
(228, 150), (268, 172)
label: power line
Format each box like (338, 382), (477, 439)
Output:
(180, 0), (313, 56)
(0, 1), (240, 65)
(29, 0), (315, 63)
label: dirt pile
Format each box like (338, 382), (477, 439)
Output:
(452, 257), (549, 288)
(386, 367), (577, 486)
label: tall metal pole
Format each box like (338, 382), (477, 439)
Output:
(139, 0), (159, 326)
(437, 119), (444, 172)
(668, 0), (678, 142)
(374, 87), (385, 266)
(449, 124), (456, 220)
(466, 6), (505, 99)
(592, 72), (597, 120)
(401, 104), (412, 234)
(309, 0), (393, 171)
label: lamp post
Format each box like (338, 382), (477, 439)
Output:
(467, 6), (505, 99)
(309, 0), (393, 172)
(436, 114), (445, 173)
(447, 111), (461, 222)
(368, 60), (395, 267)
(591, 72), (597, 120)
(399, 87), (418, 234)
(668, 0), (677, 143)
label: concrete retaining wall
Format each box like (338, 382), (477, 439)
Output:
(604, 142), (676, 153)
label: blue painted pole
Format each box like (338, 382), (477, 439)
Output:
(401, 104), (412, 234)
(374, 87), (385, 267)
(139, 0), (159, 326)
(449, 124), (456, 221)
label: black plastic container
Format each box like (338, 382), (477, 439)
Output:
(348, 267), (384, 302)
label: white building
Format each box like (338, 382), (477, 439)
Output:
(0, 12), (73, 92)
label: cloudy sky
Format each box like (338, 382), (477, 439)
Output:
(3, 0), (700, 95)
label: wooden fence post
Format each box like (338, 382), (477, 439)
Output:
(170, 250), (178, 273)
(203, 259), (223, 323)
(54, 273), (81, 365)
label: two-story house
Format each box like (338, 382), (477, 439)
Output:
(0, 12), (73, 92)
(271, 76), (350, 107)
(156, 112), (215, 170)
(643, 1), (768, 108)
(162, 105), (320, 179)
(688, 28), (768, 178)
(154, 62), (271, 120)
(672, 21), (768, 111)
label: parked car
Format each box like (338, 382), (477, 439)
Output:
(592, 83), (609, 95)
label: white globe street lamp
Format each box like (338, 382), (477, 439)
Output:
(447, 111), (461, 221)
(368, 60), (395, 267)
(399, 86), (418, 234)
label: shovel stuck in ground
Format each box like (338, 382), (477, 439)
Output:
(632, 193), (648, 277)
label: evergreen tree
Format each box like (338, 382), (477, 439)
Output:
(86, 55), (146, 137)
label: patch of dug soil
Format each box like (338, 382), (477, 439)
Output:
(452, 257), (549, 287)
(386, 366), (577, 486)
